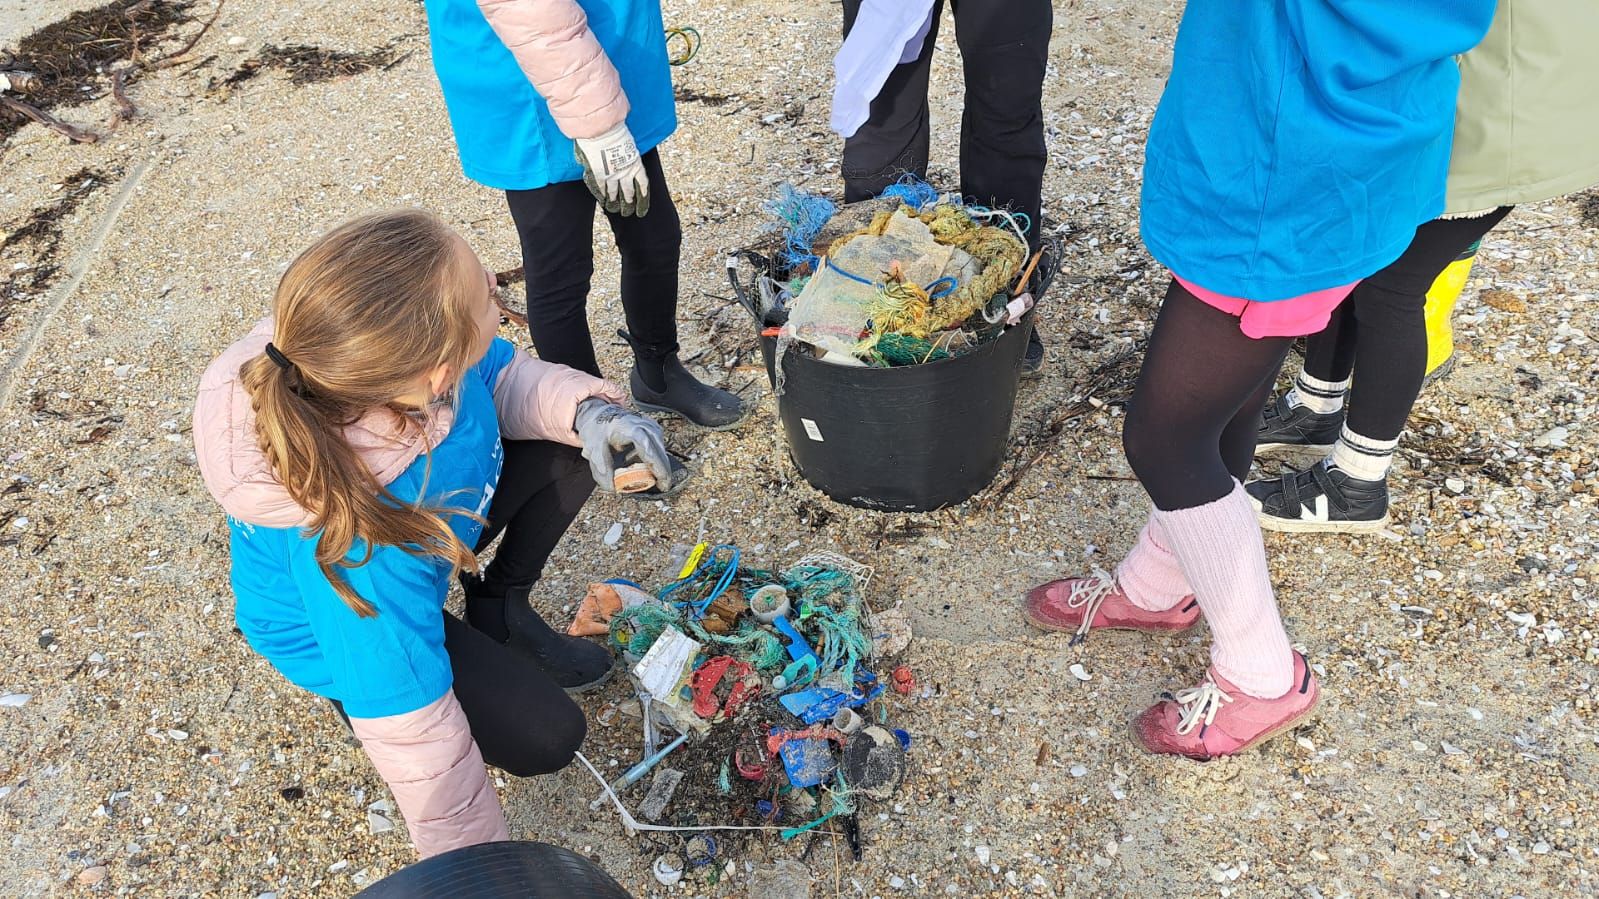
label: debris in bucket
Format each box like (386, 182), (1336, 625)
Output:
(755, 176), (1032, 368)
(591, 545), (913, 870)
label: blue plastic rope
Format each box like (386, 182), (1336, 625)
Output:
(823, 256), (876, 287)
(660, 544), (741, 619)
(925, 277), (957, 299)
(877, 173), (940, 210)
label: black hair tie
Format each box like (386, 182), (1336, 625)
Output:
(264, 342), (293, 371)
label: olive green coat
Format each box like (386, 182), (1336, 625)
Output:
(1446, 0), (1599, 212)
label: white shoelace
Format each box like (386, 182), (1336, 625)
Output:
(1065, 568), (1118, 646)
(1173, 680), (1234, 735)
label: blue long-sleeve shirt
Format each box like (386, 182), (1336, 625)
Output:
(1140, 0), (1499, 301)
(227, 341), (515, 718)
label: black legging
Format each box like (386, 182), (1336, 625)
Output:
(840, 0), (1051, 250)
(1303, 208), (1512, 441)
(1123, 281), (1292, 511)
(334, 440), (593, 776)
(505, 150), (682, 377)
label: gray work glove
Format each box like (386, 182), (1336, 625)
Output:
(574, 123), (650, 218)
(573, 398), (673, 492)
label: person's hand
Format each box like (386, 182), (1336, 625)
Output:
(573, 398), (673, 492)
(574, 124), (650, 218)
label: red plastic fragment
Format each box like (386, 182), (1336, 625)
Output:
(891, 665), (916, 695)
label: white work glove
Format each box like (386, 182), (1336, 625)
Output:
(573, 398), (674, 492)
(574, 124), (650, 218)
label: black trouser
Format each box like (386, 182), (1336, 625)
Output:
(335, 440), (593, 776)
(1123, 281), (1292, 511)
(1302, 208), (1512, 442)
(505, 150), (682, 378)
(840, 0), (1051, 250)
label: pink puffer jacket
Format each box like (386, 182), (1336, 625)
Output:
(194, 318), (625, 529)
(193, 319), (623, 857)
(476, 0), (629, 140)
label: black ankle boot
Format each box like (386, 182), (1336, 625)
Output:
(461, 575), (615, 693)
(620, 329), (749, 430)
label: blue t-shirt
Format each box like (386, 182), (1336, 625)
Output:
(1139, 0), (1498, 301)
(227, 339), (518, 718)
(423, 0), (678, 191)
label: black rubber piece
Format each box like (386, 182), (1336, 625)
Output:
(356, 841), (633, 898)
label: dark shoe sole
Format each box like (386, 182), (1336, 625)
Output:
(633, 397), (753, 432)
(561, 661), (616, 696)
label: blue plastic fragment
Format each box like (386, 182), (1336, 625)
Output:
(770, 616), (816, 662)
(779, 688), (845, 723)
(779, 682), (882, 724)
(755, 799), (781, 822)
(773, 730), (837, 788)
(893, 729), (911, 751)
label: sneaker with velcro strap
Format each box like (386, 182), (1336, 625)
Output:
(1246, 459), (1390, 534)
(1255, 394), (1343, 454)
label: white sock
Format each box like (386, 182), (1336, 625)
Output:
(1286, 372), (1351, 415)
(1329, 426), (1398, 481)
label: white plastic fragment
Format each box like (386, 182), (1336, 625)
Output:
(1068, 663), (1092, 682)
(0, 693), (31, 707)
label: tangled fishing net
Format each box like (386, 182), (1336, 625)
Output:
(761, 176), (1029, 368)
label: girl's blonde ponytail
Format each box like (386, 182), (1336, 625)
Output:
(243, 210), (484, 617)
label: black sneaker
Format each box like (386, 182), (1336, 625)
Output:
(462, 575), (615, 693)
(1246, 460), (1390, 534)
(1256, 394), (1342, 453)
(1020, 326), (1046, 379)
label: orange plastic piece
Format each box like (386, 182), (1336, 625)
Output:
(566, 583), (623, 637)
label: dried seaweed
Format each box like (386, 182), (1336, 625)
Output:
(0, 168), (110, 327)
(209, 42), (406, 94)
(0, 1), (193, 141)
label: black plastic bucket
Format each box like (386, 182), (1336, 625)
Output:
(732, 234), (1061, 512)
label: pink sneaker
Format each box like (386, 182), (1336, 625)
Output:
(1130, 652), (1320, 760)
(1023, 570), (1200, 646)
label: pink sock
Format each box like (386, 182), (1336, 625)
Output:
(1152, 481), (1294, 698)
(1115, 514), (1191, 612)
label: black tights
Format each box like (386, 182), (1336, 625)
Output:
(505, 151), (682, 378)
(1303, 208), (1512, 441)
(1123, 281), (1292, 511)
(335, 440), (593, 776)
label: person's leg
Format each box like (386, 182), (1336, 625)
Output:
(603, 150), (681, 363)
(602, 151), (745, 430)
(1298, 301), (1357, 401)
(950, 0), (1052, 374)
(1021, 283), (1285, 645)
(840, 0), (945, 201)
(1122, 281), (1295, 699)
(506, 183), (603, 377)
(473, 440), (595, 602)
(443, 612), (587, 776)
(1249, 208), (1513, 533)
(1123, 283), (1293, 511)
(464, 440), (613, 690)
(1339, 208), (1514, 455)
(951, 0), (1050, 248)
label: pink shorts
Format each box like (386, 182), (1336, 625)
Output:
(1172, 273), (1358, 339)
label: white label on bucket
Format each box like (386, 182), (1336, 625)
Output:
(801, 418), (824, 442)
